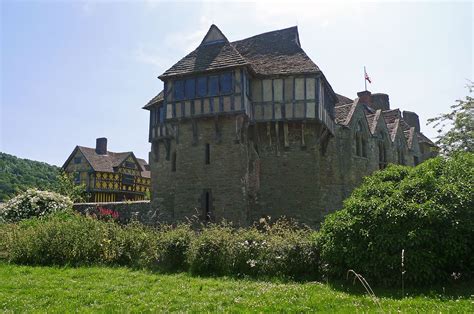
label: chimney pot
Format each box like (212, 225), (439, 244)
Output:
(96, 137), (107, 155)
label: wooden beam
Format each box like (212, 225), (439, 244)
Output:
(284, 122), (289, 148)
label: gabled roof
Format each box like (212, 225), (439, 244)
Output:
(417, 132), (436, 146)
(160, 25), (248, 79)
(143, 90), (164, 110)
(232, 26), (320, 76)
(136, 158), (151, 178)
(335, 102), (357, 125)
(404, 127), (416, 149)
(63, 146), (150, 177)
(365, 109), (382, 135)
(335, 93), (353, 106)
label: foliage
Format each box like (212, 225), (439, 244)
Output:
(1, 263), (473, 312)
(156, 224), (193, 272)
(0, 152), (60, 202)
(318, 153), (474, 285)
(0, 189), (72, 223)
(187, 220), (320, 280)
(428, 81), (474, 155)
(53, 171), (88, 203)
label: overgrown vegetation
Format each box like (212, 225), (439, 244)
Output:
(318, 152), (474, 285)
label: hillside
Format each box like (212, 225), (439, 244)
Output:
(0, 152), (60, 201)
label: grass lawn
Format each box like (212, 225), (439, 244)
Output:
(0, 263), (472, 313)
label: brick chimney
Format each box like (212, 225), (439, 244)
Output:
(371, 93), (390, 111)
(96, 137), (108, 155)
(357, 90), (372, 105)
(403, 111), (420, 132)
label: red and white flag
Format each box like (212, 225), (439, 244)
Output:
(364, 68), (372, 84)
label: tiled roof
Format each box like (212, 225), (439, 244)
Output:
(335, 93), (353, 106)
(136, 158), (151, 178)
(160, 25), (321, 79)
(160, 39), (248, 78)
(232, 26), (320, 76)
(417, 132), (436, 146)
(143, 90), (163, 109)
(334, 103), (356, 125)
(75, 147), (149, 177)
(404, 127), (416, 148)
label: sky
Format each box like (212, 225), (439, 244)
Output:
(1, 0), (472, 166)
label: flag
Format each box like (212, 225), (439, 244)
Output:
(365, 68), (372, 84)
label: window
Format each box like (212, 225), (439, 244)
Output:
(122, 174), (134, 185)
(185, 79), (195, 99)
(219, 73), (232, 94)
(74, 172), (81, 184)
(355, 121), (367, 158)
(171, 151), (177, 172)
(174, 80), (185, 100)
(74, 157), (82, 164)
(205, 143), (210, 164)
(124, 161), (135, 169)
(159, 107), (165, 123)
(378, 133), (388, 169)
(197, 77), (207, 97)
(201, 190), (213, 222)
(208, 76), (219, 96)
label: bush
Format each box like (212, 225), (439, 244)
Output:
(156, 224), (193, 272)
(1, 211), (158, 268)
(318, 153), (474, 285)
(0, 189), (72, 223)
(187, 224), (234, 276)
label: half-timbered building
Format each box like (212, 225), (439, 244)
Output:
(63, 138), (151, 202)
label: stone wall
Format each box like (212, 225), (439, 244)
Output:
(73, 201), (157, 225)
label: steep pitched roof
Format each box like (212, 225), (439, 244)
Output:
(136, 158), (151, 178)
(335, 102), (357, 125)
(335, 93), (353, 106)
(232, 26), (320, 76)
(417, 132), (436, 146)
(160, 25), (248, 79)
(143, 90), (163, 110)
(404, 127), (416, 149)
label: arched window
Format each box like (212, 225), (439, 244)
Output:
(355, 121), (368, 158)
(378, 132), (388, 169)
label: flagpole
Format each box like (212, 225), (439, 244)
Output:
(364, 66), (367, 91)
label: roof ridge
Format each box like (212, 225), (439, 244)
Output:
(231, 26), (298, 44)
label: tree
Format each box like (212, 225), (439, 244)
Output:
(428, 81), (474, 155)
(53, 172), (89, 203)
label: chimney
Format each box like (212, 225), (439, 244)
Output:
(96, 137), (108, 155)
(357, 90), (372, 105)
(403, 111), (420, 132)
(371, 93), (390, 111)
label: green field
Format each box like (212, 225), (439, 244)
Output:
(0, 263), (472, 312)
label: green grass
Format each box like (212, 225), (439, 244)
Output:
(0, 263), (472, 313)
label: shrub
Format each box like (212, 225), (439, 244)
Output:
(318, 153), (474, 285)
(156, 224), (193, 272)
(1, 211), (159, 268)
(0, 189), (72, 223)
(187, 224), (234, 276)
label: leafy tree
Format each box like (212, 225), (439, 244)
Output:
(428, 82), (474, 155)
(53, 172), (88, 203)
(0, 153), (60, 201)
